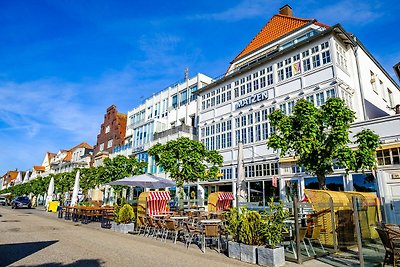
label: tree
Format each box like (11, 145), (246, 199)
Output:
(267, 98), (380, 189)
(148, 137), (223, 188)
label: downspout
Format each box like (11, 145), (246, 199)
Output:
(352, 38), (368, 120)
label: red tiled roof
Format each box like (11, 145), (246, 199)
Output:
(70, 142), (93, 151)
(33, 166), (45, 171)
(233, 14), (329, 62)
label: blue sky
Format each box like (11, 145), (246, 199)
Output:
(0, 0), (399, 175)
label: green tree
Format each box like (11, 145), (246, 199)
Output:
(148, 137), (223, 187)
(101, 155), (147, 195)
(267, 98), (380, 189)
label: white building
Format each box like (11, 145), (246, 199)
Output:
(197, 5), (400, 212)
(112, 72), (213, 175)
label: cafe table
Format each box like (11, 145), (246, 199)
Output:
(200, 219), (222, 224)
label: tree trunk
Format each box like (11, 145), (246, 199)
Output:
(317, 174), (327, 190)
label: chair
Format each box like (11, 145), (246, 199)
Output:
(146, 217), (157, 237)
(138, 216), (149, 235)
(306, 225), (325, 255)
(183, 222), (202, 249)
(154, 219), (166, 240)
(202, 224), (221, 253)
(101, 208), (114, 229)
(376, 228), (400, 267)
(164, 219), (183, 244)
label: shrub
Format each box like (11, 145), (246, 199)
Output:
(260, 198), (288, 248)
(239, 209), (264, 246)
(114, 204), (135, 224)
(225, 207), (243, 242)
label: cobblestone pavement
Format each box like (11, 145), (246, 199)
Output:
(0, 207), (329, 267)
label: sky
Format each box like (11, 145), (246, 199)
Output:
(0, 0), (399, 175)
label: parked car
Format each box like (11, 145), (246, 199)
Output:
(11, 196), (32, 209)
(0, 197), (6, 206)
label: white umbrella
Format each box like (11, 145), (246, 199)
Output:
(22, 171), (30, 184)
(45, 177), (55, 208)
(107, 173), (176, 189)
(71, 170), (80, 206)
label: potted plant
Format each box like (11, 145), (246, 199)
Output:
(225, 207), (242, 260)
(111, 204), (136, 234)
(239, 209), (264, 264)
(258, 198), (288, 267)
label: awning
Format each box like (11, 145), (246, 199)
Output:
(218, 192), (234, 201)
(148, 191), (171, 201)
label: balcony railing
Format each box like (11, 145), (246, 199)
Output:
(153, 125), (198, 140)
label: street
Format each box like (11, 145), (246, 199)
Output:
(0, 206), (256, 267)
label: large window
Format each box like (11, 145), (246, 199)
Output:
(352, 173), (377, 192)
(172, 94), (178, 108)
(305, 176), (344, 191)
(377, 148), (400, 165)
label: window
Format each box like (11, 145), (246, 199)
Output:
(105, 125), (110, 133)
(388, 88), (394, 107)
(303, 58), (311, 71)
(293, 54), (300, 61)
(380, 80), (386, 100)
(262, 123), (268, 139)
(107, 139), (113, 148)
(312, 55), (321, 68)
(285, 66), (292, 79)
(266, 66), (272, 73)
(241, 116), (247, 127)
(248, 114), (253, 124)
(99, 143), (104, 151)
(336, 43), (348, 70)
(311, 45), (319, 54)
(326, 88), (336, 99)
(180, 90), (188, 105)
(321, 41), (329, 49)
(316, 92), (325, 106)
(248, 127), (254, 143)
(302, 50), (309, 57)
(253, 80), (259, 90)
(267, 73), (273, 85)
(190, 86), (198, 101)
(287, 101), (295, 114)
(377, 148), (400, 165)
(255, 125), (261, 141)
(277, 61), (283, 68)
(172, 94), (178, 108)
(234, 87), (239, 98)
(241, 128), (247, 144)
(278, 69), (284, 81)
(322, 51), (331, 64)
(260, 77), (266, 88)
(240, 85), (246, 95)
(285, 58), (292, 65)
(255, 111), (261, 122)
(246, 83), (252, 93)
(279, 103), (287, 114)
(370, 71), (378, 94)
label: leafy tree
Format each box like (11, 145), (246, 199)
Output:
(267, 98), (380, 189)
(101, 155), (147, 195)
(148, 137), (223, 187)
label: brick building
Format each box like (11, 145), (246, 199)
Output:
(93, 105), (127, 166)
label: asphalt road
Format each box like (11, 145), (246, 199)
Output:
(0, 206), (257, 267)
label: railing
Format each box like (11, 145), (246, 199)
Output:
(153, 125), (197, 140)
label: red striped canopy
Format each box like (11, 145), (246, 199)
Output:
(217, 192), (234, 201)
(147, 191), (171, 217)
(148, 191), (171, 201)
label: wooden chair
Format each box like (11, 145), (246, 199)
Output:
(183, 222), (202, 249)
(202, 224), (221, 253)
(164, 219), (183, 244)
(101, 208), (114, 228)
(377, 228), (400, 267)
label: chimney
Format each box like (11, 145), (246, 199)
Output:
(279, 4), (293, 16)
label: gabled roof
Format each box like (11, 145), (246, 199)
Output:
(70, 142), (93, 151)
(233, 14), (329, 62)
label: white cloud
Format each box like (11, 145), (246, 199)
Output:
(192, 0), (280, 21)
(308, 0), (383, 26)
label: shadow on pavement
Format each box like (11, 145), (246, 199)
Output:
(23, 259), (104, 267)
(0, 240), (58, 267)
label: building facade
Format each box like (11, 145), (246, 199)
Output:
(93, 105), (127, 167)
(197, 6), (400, 211)
(112, 73), (213, 175)
(49, 142), (93, 174)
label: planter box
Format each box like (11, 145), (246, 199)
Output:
(257, 246), (285, 267)
(240, 243), (257, 264)
(228, 241), (241, 260)
(111, 222), (135, 234)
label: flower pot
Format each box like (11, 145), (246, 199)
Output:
(257, 246), (285, 267)
(111, 222), (135, 234)
(228, 241), (241, 260)
(240, 243), (257, 264)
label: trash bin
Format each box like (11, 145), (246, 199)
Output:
(47, 201), (59, 213)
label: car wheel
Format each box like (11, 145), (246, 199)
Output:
(11, 205), (14, 209)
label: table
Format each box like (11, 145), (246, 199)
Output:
(170, 216), (189, 220)
(200, 219), (221, 224)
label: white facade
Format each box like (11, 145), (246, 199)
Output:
(197, 17), (400, 210)
(112, 73), (213, 176)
